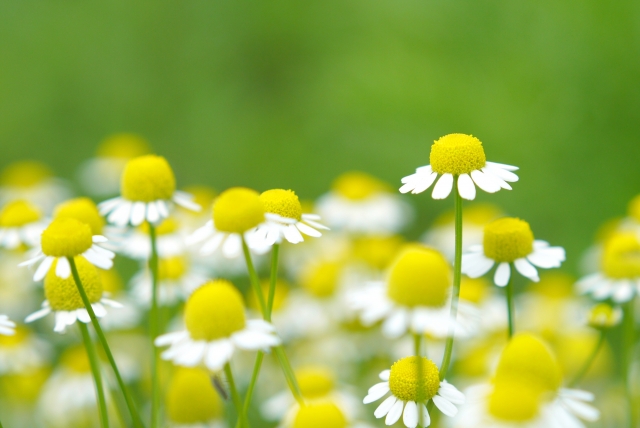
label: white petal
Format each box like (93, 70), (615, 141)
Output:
(98, 197), (122, 215)
(438, 382), (465, 405)
(385, 400), (404, 425)
(485, 163), (519, 182)
(379, 370), (391, 381)
(92, 303), (107, 317)
(432, 395), (458, 417)
(77, 309), (91, 323)
(409, 172), (438, 195)
(130, 202), (147, 226)
(514, 258), (539, 282)
(364, 383), (390, 404)
(481, 168), (512, 190)
(55, 257), (71, 279)
(382, 309), (409, 339)
(432, 174), (453, 200)
(374, 396), (397, 419)
(403, 401), (418, 428)
(486, 161), (519, 171)
(200, 233), (225, 255)
(92, 235), (108, 243)
(174, 192), (201, 212)
(457, 173), (476, 201)
(83, 250), (114, 270)
(462, 253), (495, 278)
(222, 234), (242, 258)
(470, 169), (500, 193)
(155, 331), (188, 347)
(232, 330), (280, 350)
(156, 200), (169, 218)
(204, 340), (235, 371)
(561, 389), (594, 402)
(562, 398), (600, 421)
(25, 307), (51, 323)
(613, 281), (634, 303)
(34, 256), (55, 281)
(246, 319), (277, 333)
(494, 262), (511, 287)
(296, 222), (322, 238)
(527, 250), (564, 269)
(108, 201), (133, 226)
(146, 202), (160, 224)
(421, 404), (431, 426)
(175, 341), (207, 366)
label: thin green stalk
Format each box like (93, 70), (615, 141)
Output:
(236, 352), (265, 428)
(148, 225), (161, 428)
(78, 322), (109, 428)
(623, 300), (637, 428)
(225, 363), (246, 428)
(438, 177), (463, 381)
(505, 270), (515, 338)
(68, 257), (144, 428)
(241, 238), (267, 316)
(568, 330), (605, 387)
(414, 333), (424, 428)
(274, 345), (304, 405)
(266, 244), (280, 322)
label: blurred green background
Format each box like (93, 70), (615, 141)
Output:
(1, 0), (639, 272)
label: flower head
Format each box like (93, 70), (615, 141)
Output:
(213, 187), (265, 234)
(0, 200), (45, 249)
(588, 303), (622, 329)
(54, 197), (105, 236)
(166, 367), (223, 426)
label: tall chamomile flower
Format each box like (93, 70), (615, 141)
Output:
(399, 134), (518, 200)
(99, 154), (199, 226)
(155, 280), (280, 371)
(363, 356), (465, 427)
(0, 200), (47, 250)
(19, 218), (115, 281)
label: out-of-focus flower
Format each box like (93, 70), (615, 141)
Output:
(0, 326), (50, 373)
(165, 367), (225, 428)
(0, 314), (16, 336)
(114, 217), (187, 260)
(0, 161), (71, 213)
(462, 217), (565, 286)
(0, 200), (47, 250)
(588, 303), (623, 329)
(399, 134), (518, 200)
(53, 197), (105, 236)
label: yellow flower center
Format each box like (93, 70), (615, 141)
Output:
(494, 333), (562, 394)
(212, 187), (265, 234)
(0, 200), (41, 227)
(459, 277), (490, 304)
(158, 256), (188, 281)
(121, 155), (176, 202)
(352, 235), (405, 270)
(99, 269), (123, 294)
(0, 161), (52, 187)
(41, 218), (93, 257)
(0, 368), (50, 403)
(483, 218), (534, 263)
(601, 233), (640, 279)
(332, 171), (391, 200)
(429, 134), (487, 175)
(45, 257), (103, 311)
(248, 279), (289, 312)
(628, 194), (640, 223)
(184, 280), (246, 341)
(588, 303), (620, 328)
(488, 379), (542, 422)
(97, 134), (150, 159)
(300, 261), (341, 298)
(260, 189), (302, 221)
(292, 403), (347, 428)
(54, 197), (105, 236)
(166, 368), (222, 424)
(387, 246), (452, 308)
(296, 366), (335, 399)
(60, 346), (92, 373)
(0, 326), (28, 347)
(389, 356), (441, 402)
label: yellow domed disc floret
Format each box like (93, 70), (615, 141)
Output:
(389, 356), (441, 402)
(158, 256), (188, 281)
(121, 155), (176, 202)
(166, 367), (222, 424)
(213, 187), (265, 234)
(488, 379), (542, 422)
(1, 161), (52, 188)
(41, 218), (93, 257)
(332, 171), (391, 200)
(184, 280), (246, 341)
(601, 232), (640, 279)
(588, 303), (622, 329)
(300, 261), (342, 298)
(97, 134), (150, 159)
(483, 218), (534, 263)
(45, 257), (103, 311)
(54, 197), (105, 236)
(296, 366), (335, 399)
(0, 200), (42, 227)
(387, 245), (452, 308)
(429, 134), (486, 175)
(292, 403), (347, 428)
(260, 189), (302, 221)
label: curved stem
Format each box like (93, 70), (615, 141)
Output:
(568, 330), (605, 388)
(623, 300), (637, 428)
(78, 322), (109, 428)
(68, 257), (144, 428)
(439, 177), (463, 381)
(505, 270), (515, 338)
(225, 363), (246, 428)
(148, 225), (161, 428)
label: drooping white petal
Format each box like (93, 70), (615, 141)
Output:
(438, 382), (465, 404)
(485, 162), (519, 182)
(410, 172), (438, 195)
(83, 249), (114, 270)
(33, 256), (55, 281)
(92, 235), (108, 243)
(514, 258), (540, 282)
(283, 224), (304, 244)
(174, 340), (207, 366)
(527, 250), (564, 268)
(562, 397), (600, 421)
(379, 370), (391, 381)
(560, 388), (595, 402)
(462, 252), (495, 278)
(494, 262), (511, 287)
(421, 404), (431, 426)
(364, 382), (390, 404)
(485, 161), (519, 172)
(457, 173), (476, 200)
(200, 232), (225, 255)
(246, 319), (277, 333)
(382, 309), (409, 339)
(204, 340), (235, 371)
(374, 396), (397, 418)
(25, 307), (51, 323)
(155, 330), (189, 346)
(92, 303), (107, 317)
(612, 281), (634, 303)
(173, 191), (201, 211)
(385, 400), (404, 425)
(146, 202), (160, 224)
(156, 200), (169, 219)
(98, 197), (122, 215)
(296, 222), (322, 238)
(130, 202), (147, 226)
(55, 257), (71, 279)
(222, 234), (242, 258)
(403, 401), (418, 428)
(432, 395), (458, 417)
(470, 169), (501, 193)
(232, 330), (280, 350)
(432, 174), (454, 200)
(108, 201), (133, 226)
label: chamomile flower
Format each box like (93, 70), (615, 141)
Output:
(117, 217), (187, 260)
(0, 200), (47, 249)
(577, 232), (640, 302)
(188, 187), (269, 258)
(155, 280), (280, 371)
(24, 257), (122, 333)
(19, 218), (115, 281)
(350, 245), (478, 339)
(0, 314), (16, 336)
(316, 171), (412, 234)
(399, 134), (519, 200)
(166, 367), (225, 428)
(0, 161), (71, 213)
(53, 197), (106, 236)
(587, 303), (622, 329)
(462, 218), (565, 286)
(99, 155), (200, 227)
(254, 189), (328, 245)
(454, 333), (599, 428)
(363, 356), (465, 427)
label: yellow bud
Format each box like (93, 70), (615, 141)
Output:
(121, 155), (176, 202)
(430, 134), (486, 175)
(213, 187), (265, 234)
(41, 218), (93, 257)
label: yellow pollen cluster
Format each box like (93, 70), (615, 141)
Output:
(332, 171), (391, 200)
(60, 346), (93, 373)
(588, 303), (621, 329)
(213, 187), (265, 234)
(296, 366), (335, 399)
(0, 200), (41, 227)
(1, 161), (52, 187)
(483, 218), (534, 262)
(184, 280), (246, 341)
(41, 218), (93, 257)
(429, 134), (487, 175)
(352, 235), (405, 270)
(121, 155), (176, 202)
(300, 261), (341, 298)
(389, 356), (441, 402)
(54, 197), (105, 236)
(249, 279), (289, 312)
(97, 134), (150, 159)
(601, 232), (640, 279)
(387, 245), (452, 308)
(628, 194), (640, 223)
(166, 368), (222, 424)
(158, 256), (188, 281)
(459, 277), (490, 304)
(260, 189), (302, 221)
(292, 403), (347, 428)
(45, 257), (103, 311)
(488, 379), (541, 422)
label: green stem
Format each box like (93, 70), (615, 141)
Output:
(238, 352), (264, 428)
(568, 330), (605, 387)
(241, 238), (268, 316)
(274, 345), (304, 405)
(505, 269), (515, 338)
(623, 300), (637, 428)
(78, 322), (109, 428)
(414, 333), (424, 428)
(266, 244), (280, 322)
(438, 177), (463, 381)
(225, 363), (246, 428)
(148, 225), (161, 428)
(68, 257), (144, 428)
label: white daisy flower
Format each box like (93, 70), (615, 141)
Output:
(24, 257), (122, 333)
(462, 218), (565, 286)
(0, 314), (16, 336)
(19, 218), (115, 281)
(399, 133), (518, 200)
(99, 155), (199, 227)
(155, 280), (280, 372)
(0, 200), (47, 249)
(577, 232), (640, 303)
(350, 245), (479, 339)
(166, 367), (226, 428)
(363, 357), (465, 427)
